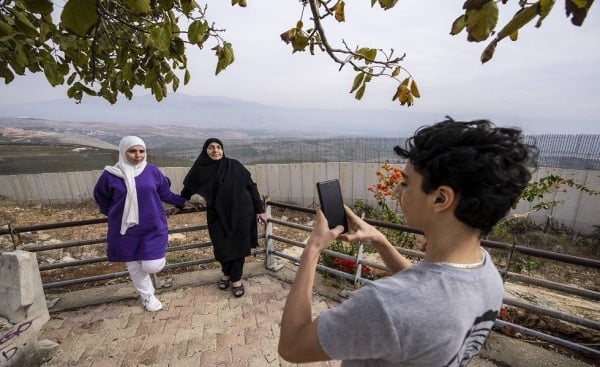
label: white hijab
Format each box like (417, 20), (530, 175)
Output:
(104, 136), (148, 235)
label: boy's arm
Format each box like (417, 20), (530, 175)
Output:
(278, 209), (344, 363)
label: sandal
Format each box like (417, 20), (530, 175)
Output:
(218, 278), (230, 290)
(232, 284), (245, 298)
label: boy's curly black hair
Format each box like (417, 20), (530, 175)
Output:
(394, 117), (539, 235)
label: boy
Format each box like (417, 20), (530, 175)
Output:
(278, 118), (538, 366)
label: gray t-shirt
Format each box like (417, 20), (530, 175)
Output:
(317, 249), (503, 366)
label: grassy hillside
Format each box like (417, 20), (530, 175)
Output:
(0, 143), (193, 174)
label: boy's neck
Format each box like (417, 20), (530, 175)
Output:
(422, 223), (482, 264)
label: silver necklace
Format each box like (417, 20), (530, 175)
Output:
(436, 251), (485, 269)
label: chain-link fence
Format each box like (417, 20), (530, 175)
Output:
(226, 134), (600, 170)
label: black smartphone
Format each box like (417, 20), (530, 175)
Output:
(316, 179), (348, 233)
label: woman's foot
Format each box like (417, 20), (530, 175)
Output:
(218, 277), (230, 290)
(141, 294), (163, 312)
(232, 282), (244, 297)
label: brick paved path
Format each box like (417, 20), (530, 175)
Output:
(38, 264), (593, 367)
(40, 274), (340, 367)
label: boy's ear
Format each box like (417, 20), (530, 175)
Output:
(432, 186), (455, 211)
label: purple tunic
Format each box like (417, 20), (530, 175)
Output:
(93, 164), (186, 262)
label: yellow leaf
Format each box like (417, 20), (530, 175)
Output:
(334, 1), (345, 22)
(480, 39), (497, 63)
(391, 67), (401, 77)
(410, 79), (420, 98)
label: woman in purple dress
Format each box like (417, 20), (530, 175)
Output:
(94, 136), (196, 312)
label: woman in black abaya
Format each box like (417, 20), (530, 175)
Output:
(181, 138), (266, 297)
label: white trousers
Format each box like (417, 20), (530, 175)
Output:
(126, 258), (166, 297)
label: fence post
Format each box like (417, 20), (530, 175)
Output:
(354, 241), (365, 289)
(502, 236), (518, 283)
(263, 201), (283, 271)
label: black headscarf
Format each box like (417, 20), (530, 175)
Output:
(182, 138), (254, 235)
(182, 138), (225, 202)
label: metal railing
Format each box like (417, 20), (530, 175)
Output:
(262, 201), (600, 360)
(0, 201), (598, 360)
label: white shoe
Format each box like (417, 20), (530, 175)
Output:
(141, 294), (163, 312)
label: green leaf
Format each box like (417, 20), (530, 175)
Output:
(464, 0), (498, 42)
(450, 14), (466, 35)
(147, 24), (173, 53)
(355, 84), (366, 100)
(378, 0), (398, 11)
(181, 0), (195, 15)
(364, 48), (377, 63)
(184, 69), (190, 84)
(158, 0), (175, 11)
(123, 0), (151, 15)
(188, 20), (208, 44)
(61, 0), (99, 37)
(172, 74), (179, 91)
(214, 43), (235, 75)
(22, 0), (54, 15)
(41, 58), (64, 86)
(0, 65), (15, 84)
(291, 31), (309, 53)
(497, 5), (538, 40)
(67, 72), (77, 85)
(350, 72), (365, 93)
(13, 8), (38, 36)
(0, 20), (14, 38)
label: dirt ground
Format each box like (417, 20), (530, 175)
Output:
(0, 197), (598, 362)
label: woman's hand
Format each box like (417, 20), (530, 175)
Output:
(257, 213), (267, 226)
(165, 207), (181, 216)
(184, 201), (203, 211)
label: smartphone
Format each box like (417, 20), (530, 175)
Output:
(316, 179), (348, 233)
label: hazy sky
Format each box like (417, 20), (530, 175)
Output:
(1, 0), (599, 134)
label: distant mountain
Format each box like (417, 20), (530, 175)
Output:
(0, 94), (439, 137)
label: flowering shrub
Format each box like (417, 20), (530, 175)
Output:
(495, 307), (516, 336)
(363, 163), (416, 249)
(517, 174), (599, 212)
(367, 162), (404, 222)
(331, 258), (372, 277)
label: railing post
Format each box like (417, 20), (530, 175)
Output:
(502, 236), (517, 283)
(263, 201), (283, 271)
(354, 241), (364, 289)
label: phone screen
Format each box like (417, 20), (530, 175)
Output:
(316, 179), (348, 233)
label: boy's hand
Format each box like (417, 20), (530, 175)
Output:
(338, 205), (384, 244)
(305, 208), (345, 252)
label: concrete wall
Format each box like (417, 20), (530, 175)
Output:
(1, 165), (599, 233)
(0, 251), (58, 367)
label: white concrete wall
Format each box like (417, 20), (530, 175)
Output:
(0, 251), (58, 366)
(0, 165), (599, 233)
